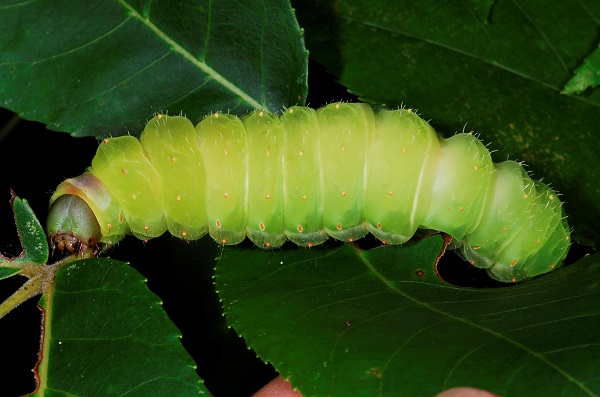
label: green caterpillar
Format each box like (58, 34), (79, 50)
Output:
(46, 102), (570, 282)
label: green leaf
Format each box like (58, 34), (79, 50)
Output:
(0, 267), (21, 280)
(34, 257), (210, 396)
(0, 0), (308, 138)
(10, 196), (48, 265)
(0, 194), (47, 267)
(216, 237), (600, 397)
(295, 0), (600, 246)
(0, 195), (49, 322)
(562, 45), (600, 95)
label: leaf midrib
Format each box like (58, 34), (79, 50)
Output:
(117, 0), (265, 110)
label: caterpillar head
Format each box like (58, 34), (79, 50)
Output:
(47, 173), (126, 256)
(47, 194), (102, 256)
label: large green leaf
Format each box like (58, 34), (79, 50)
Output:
(32, 257), (210, 396)
(295, 0), (600, 245)
(216, 238), (600, 396)
(0, 0), (308, 138)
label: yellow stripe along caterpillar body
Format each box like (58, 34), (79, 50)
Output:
(47, 102), (570, 282)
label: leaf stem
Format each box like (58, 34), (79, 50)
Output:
(0, 274), (44, 320)
(0, 254), (86, 321)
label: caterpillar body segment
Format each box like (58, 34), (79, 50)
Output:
(47, 103), (570, 282)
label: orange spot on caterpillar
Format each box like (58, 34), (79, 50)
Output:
(298, 151), (304, 156)
(144, 225), (149, 231)
(376, 223), (382, 229)
(341, 191), (346, 197)
(131, 194), (137, 200)
(121, 168), (127, 174)
(511, 278), (517, 283)
(215, 220), (222, 228)
(176, 195), (181, 201)
(470, 260), (476, 265)
(259, 111), (265, 117)
(265, 194), (271, 199)
(181, 231), (187, 237)
(536, 239), (541, 244)
(107, 224), (113, 230)
(336, 224), (343, 230)
(474, 245), (481, 250)
(265, 241), (271, 247)
(382, 240), (387, 245)
(119, 212), (123, 224)
(473, 165), (478, 171)
(288, 108), (294, 113)
(170, 156), (177, 163)
(523, 194), (529, 199)
(503, 226), (507, 232)
(307, 242), (313, 248)
(510, 259), (519, 267)
(335, 103), (341, 109)
(348, 237), (354, 242)
(297, 225), (303, 233)
(221, 238), (227, 244)
(388, 191), (393, 197)
(259, 222), (265, 231)
(223, 149), (229, 155)
(551, 264), (555, 269)
(459, 207), (464, 212)
(103, 138), (110, 144)
(340, 146), (346, 152)
(301, 195), (307, 200)
(223, 193), (229, 198)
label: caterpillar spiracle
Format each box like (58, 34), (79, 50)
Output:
(46, 102), (570, 282)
